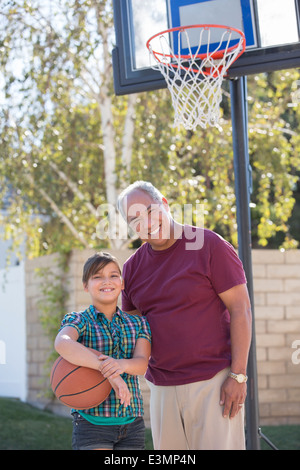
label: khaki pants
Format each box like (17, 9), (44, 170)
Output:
(146, 368), (245, 450)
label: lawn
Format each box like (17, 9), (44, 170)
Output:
(0, 398), (153, 450)
(0, 397), (299, 450)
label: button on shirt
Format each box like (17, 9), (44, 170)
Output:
(59, 305), (151, 418)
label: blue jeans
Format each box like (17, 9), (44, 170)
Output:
(72, 412), (145, 450)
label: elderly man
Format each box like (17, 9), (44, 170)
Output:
(117, 181), (251, 450)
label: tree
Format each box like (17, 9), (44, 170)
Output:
(0, 0), (136, 256)
(247, 71), (300, 248)
(0, 1), (299, 260)
(131, 74), (300, 250)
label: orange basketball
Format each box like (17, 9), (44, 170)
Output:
(50, 348), (112, 409)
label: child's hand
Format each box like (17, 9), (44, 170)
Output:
(109, 376), (131, 407)
(98, 354), (126, 379)
(97, 355), (131, 406)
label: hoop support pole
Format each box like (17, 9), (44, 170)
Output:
(230, 76), (261, 450)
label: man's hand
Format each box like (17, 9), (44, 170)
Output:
(218, 284), (251, 420)
(220, 376), (247, 419)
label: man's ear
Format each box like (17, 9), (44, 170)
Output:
(120, 276), (125, 291)
(162, 196), (170, 212)
(83, 282), (88, 292)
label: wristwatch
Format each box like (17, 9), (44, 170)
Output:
(228, 371), (248, 383)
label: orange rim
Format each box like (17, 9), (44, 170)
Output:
(147, 24), (246, 77)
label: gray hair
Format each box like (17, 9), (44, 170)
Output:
(117, 181), (164, 220)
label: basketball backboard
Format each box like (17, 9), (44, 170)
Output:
(112, 0), (300, 95)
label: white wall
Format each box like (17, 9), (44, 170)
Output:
(0, 263), (27, 401)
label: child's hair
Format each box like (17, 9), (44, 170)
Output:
(82, 252), (121, 285)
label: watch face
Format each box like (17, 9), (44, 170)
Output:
(229, 372), (247, 383)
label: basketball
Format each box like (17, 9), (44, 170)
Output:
(50, 348), (112, 409)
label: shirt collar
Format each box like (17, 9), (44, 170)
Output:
(89, 304), (122, 320)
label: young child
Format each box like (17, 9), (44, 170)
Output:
(54, 252), (151, 450)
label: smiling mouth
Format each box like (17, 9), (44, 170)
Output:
(100, 288), (114, 292)
(148, 225), (161, 236)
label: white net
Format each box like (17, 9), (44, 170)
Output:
(147, 25), (245, 130)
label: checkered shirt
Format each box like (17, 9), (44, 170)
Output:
(59, 305), (151, 418)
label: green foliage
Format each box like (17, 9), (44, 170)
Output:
(35, 252), (70, 397)
(131, 74), (300, 250)
(36, 263), (69, 346)
(247, 71), (300, 248)
(0, 1), (299, 257)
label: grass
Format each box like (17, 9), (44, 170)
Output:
(0, 398), (73, 450)
(0, 397), (153, 450)
(0, 397), (299, 450)
(259, 425), (300, 451)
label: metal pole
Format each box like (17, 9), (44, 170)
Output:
(230, 76), (261, 450)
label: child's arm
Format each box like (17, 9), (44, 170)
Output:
(98, 338), (151, 379)
(54, 326), (131, 406)
(55, 326), (102, 370)
(109, 376), (131, 407)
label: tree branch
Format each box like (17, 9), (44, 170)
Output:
(25, 173), (90, 248)
(120, 93), (137, 186)
(48, 161), (98, 217)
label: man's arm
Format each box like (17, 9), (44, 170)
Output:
(218, 283), (252, 419)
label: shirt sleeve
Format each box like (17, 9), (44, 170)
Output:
(209, 232), (247, 294)
(137, 316), (152, 344)
(59, 312), (86, 338)
(121, 262), (137, 312)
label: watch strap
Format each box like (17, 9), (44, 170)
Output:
(228, 371), (248, 383)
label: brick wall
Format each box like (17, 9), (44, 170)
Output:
(26, 252), (60, 407)
(25, 248), (300, 425)
(252, 250), (300, 425)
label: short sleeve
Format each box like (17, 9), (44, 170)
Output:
(122, 289), (137, 313)
(209, 233), (247, 294)
(137, 316), (152, 344)
(121, 262), (137, 312)
(59, 312), (87, 338)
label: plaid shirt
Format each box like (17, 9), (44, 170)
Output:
(60, 305), (151, 418)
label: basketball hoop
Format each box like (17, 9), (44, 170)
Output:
(146, 25), (246, 130)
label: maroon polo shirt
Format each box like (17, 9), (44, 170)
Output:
(122, 226), (247, 386)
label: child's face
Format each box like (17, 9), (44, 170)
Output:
(83, 262), (124, 306)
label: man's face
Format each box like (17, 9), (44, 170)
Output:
(124, 189), (172, 249)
